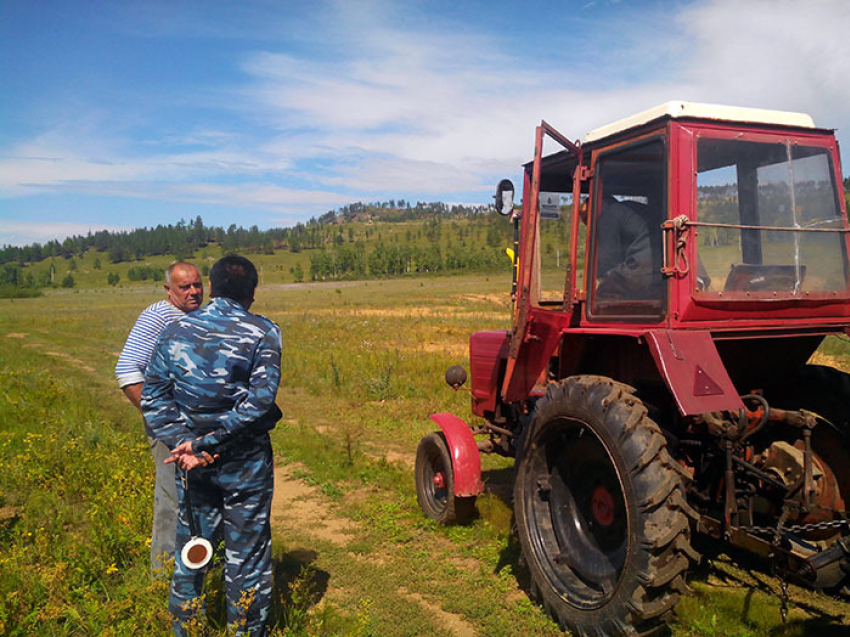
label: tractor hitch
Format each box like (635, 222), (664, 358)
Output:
(797, 536), (850, 588)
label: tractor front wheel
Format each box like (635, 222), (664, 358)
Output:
(514, 376), (697, 636)
(415, 432), (476, 524)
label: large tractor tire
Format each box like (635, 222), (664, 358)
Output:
(514, 376), (697, 636)
(415, 432), (476, 524)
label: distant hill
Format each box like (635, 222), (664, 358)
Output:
(6, 181), (846, 298)
(4, 201), (576, 295)
(0, 201), (489, 267)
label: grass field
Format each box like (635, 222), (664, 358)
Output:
(2, 273), (850, 636)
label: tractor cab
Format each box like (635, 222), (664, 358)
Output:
(497, 102), (850, 405)
(519, 102), (848, 322)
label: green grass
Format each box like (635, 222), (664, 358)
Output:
(0, 337), (169, 635)
(1, 273), (849, 635)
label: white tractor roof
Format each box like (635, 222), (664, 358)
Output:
(584, 101), (816, 144)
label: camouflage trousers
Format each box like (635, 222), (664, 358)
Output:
(170, 434), (274, 637)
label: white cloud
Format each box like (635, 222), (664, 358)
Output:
(172, 182), (352, 209)
(619, 0), (850, 150)
(0, 221), (132, 247)
(678, 0), (850, 128)
(316, 155), (488, 196)
(0, 135), (293, 198)
(3, 0), (848, 238)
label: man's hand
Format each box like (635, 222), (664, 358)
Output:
(174, 452), (212, 471)
(165, 440), (218, 471)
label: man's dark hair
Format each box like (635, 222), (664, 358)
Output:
(210, 255), (258, 303)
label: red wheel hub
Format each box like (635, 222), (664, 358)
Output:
(591, 486), (615, 526)
(433, 472), (446, 489)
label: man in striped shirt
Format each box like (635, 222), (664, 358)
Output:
(115, 261), (203, 572)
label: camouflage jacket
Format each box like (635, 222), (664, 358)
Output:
(141, 296), (282, 454)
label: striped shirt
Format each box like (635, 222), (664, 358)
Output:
(115, 300), (186, 388)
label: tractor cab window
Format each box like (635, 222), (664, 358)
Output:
(588, 138), (666, 318)
(696, 138), (847, 298)
(538, 190), (579, 303)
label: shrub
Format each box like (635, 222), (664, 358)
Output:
(0, 285), (42, 299)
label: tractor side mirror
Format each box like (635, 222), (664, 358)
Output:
(495, 179), (515, 216)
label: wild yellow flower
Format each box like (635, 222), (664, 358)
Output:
(105, 563), (118, 575)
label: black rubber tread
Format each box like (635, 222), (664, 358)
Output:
(415, 432), (476, 525)
(673, 535), (701, 562)
(668, 489), (700, 521)
(514, 376), (695, 636)
(643, 553), (690, 588)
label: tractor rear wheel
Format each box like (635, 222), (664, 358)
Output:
(514, 376), (697, 636)
(415, 432), (476, 524)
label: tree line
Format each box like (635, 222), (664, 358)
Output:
(306, 241), (507, 281)
(0, 202), (512, 296)
(0, 200), (491, 267)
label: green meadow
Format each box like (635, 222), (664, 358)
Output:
(2, 269), (850, 636)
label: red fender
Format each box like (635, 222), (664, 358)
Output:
(644, 329), (744, 416)
(429, 412), (483, 497)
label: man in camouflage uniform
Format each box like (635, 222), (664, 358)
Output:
(142, 254), (281, 637)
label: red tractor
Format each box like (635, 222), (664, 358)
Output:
(415, 102), (850, 635)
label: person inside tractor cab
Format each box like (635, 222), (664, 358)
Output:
(581, 195), (660, 301)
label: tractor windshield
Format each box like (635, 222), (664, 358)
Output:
(696, 138), (848, 298)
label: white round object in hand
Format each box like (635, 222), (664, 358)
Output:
(181, 536), (213, 570)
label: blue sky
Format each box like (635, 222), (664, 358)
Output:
(2, 0), (848, 247)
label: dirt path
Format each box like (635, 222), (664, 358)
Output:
(271, 463), (357, 546)
(270, 461), (485, 636)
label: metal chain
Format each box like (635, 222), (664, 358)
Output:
(773, 507), (790, 545)
(768, 508), (792, 622)
(741, 518), (850, 536)
(778, 576), (790, 622)
(740, 516), (849, 622)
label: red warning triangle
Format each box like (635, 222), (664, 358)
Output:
(693, 365), (723, 396)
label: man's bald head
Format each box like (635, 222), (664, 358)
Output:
(164, 262), (203, 313)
